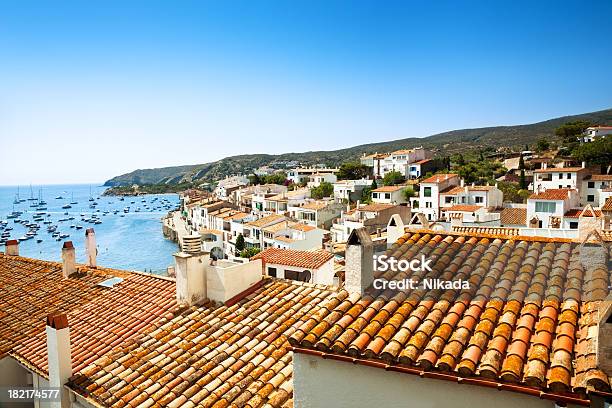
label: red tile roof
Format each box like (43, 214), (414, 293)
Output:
(500, 208), (527, 226)
(534, 167), (586, 173)
(358, 203), (396, 212)
(443, 205), (482, 212)
(290, 230), (612, 401)
(603, 198), (612, 211)
(564, 208), (603, 218)
(421, 173), (459, 184)
(372, 185), (404, 192)
(0, 254), (179, 378)
(529, 188), (576, 200)
(253, 248), (333, 269)
(68, 279), (338, 408)
(589, 174), (612, 181)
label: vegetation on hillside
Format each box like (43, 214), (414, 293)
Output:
(104, 108), (612, 187)
(310, 182), (334, 199)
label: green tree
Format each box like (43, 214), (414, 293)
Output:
(240, 247), (261, 258)
(382, 171), (404, 186)
(371, 179), (378, 189)
(248, 173), (261, 185)
(456, 154), (466, 166)
(235, 234), (245, 254)
(536, 138), (550, 152)
(310, 181), (334, 199)
(403, 188), (415, 201)
(337, 162), (370, 180)
(361, 187), (372, 204)
(555, 120), (591, 148)
(519, 169), (527, 190)
(262, 172), (287, 185)
(572, 136), (612, 166)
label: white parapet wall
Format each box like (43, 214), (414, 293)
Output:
(207, 259), (263, 303)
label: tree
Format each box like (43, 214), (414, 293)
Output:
(310, 181), (334, 199)
(536, 138), (550, 152)
(403, 188), (415, 201)
(371, 179), (378, 190)
(572, 136), (612, 166)
(235, 234), (245, 254)
(455, 154), (466, 166)
(262, 172), (287, 185)
(361, 187), (372, 204)
(240, 247), (260, 258)
(479, 151), (485, 161)
(337, 162), (370, 180)
(519, 169), (527, 190)
(248, 173), (261, 185)
(382, 171), (404, 186)
(555, 120), (591, 147)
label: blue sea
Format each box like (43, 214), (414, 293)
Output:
(0, 184), (180, 274)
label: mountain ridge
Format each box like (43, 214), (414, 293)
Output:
(104, 107), (612, 186)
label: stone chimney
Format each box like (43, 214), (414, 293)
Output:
(46, 313), (72, 408)
(174, 234), (209, 306)
(386, 214), (405, 247)
(61, 241), (76, 278)
(5, 239), (19, 256)
(345, 228), (374, 296)
(85, 228), (97, 268)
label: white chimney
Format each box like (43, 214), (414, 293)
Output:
(5, 239), (19, 256)
(85, 228), (97, 268)
(543, 162), (548, 169)
(582, 161), (586, 169)
(345, 228), (374, 296)
(46, 313), (72, 408)
(61, 241), (76, 278)
(460, 179), (465, 187)
(174, 234), (208, 306)
(386, 214), (405, 247)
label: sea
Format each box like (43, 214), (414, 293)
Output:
(0, 184), (180, 275)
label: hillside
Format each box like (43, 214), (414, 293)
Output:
(104, 108), (612, 186)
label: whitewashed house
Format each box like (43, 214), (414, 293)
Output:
(371, 185), (407, 205)
(526, 188), (579, 228)
(417, 173), (461, 221)
(532, 164), (588, 193)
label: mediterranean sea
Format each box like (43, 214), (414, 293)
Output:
(0, 184), (180, 274)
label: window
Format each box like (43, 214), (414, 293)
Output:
(587, 195), (595, 202)
(425, 202), (432, 208)
(588, 181), (595, 188)
(267, 267), (277, 277)
(372, 193), (378, 199)
(284, 269), (311, 282)
(475, 196), (484, 204)
(445, 197), (454, 204)
(423, 187), (432, 197)
(569, 222), (578, 229)
(566, 173), (571, 179)
(558, 185), (563, 189)
(385, 193), (390, 199)
(558, 174), (563, 180)
(535, 201), (556, 213)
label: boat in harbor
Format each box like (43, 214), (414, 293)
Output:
(62, 204), (72, 209)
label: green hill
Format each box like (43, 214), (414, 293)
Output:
(104, 107), (612, 186)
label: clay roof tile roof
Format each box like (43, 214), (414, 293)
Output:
(252, 248), (333, 269)
(421, 173), (459, 184)
(529, 188), (576, 200)
(500, 208), (527, 226)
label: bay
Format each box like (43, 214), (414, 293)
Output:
(0, 184), (179, 275)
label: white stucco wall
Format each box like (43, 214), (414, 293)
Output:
(293, 353), (579, 408)
(206, 259), (262, 302)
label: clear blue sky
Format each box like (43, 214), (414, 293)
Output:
(1, 0), (611, 185)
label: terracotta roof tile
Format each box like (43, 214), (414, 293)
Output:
(564, 208), (603, 218)
(421, 173), (459, 184)
(529, 188), (576, 200)
(252, 248), (333, 269)
(443, 205), (482, 212)
(500, 208), (527, 226)
(290, 229), (612, 401)
(372, 186), (404, 193)
(246, 214), (286, 228)
(68, 279), (338, 408)
(0, 254), (178, 378)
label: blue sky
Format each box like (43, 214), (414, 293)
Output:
(1, 0), (611, 184)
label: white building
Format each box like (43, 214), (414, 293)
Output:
(439, 182), (504, 209)
(252, 247), (335, 285)
(581, 174), (612, 207)
(273, 223), (327, 251)
(330, 203), (411, 242)
(289, 200), (345, 229)
(417, 173), (461, 221)
(527, 188), (579, 228)
(333, 178), (371, 203)
(371, 185), (408, 205)
(306, 173), (337, 188)
(532, 164), (588, 193)
(214, 175), (249, 199)
(580, 126), (612, 143)
(287, 168), (338, 185)
(363, 147), (432, 179)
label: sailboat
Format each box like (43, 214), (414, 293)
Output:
(13, 186), (20, 204)
(70, 192), (78, 205)
(27, 184), (37, 201)
(88, 186), (95, 202)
